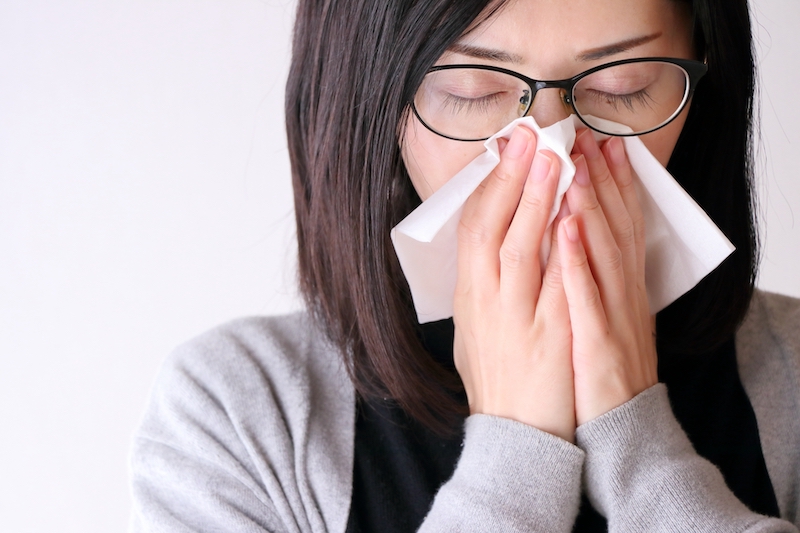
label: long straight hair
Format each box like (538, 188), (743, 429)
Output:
(285, 0), (758, 432)
(659, 0), (758, 355)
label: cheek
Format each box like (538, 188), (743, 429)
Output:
(637, 104), (690, 167)
(401, 114), (486, 201)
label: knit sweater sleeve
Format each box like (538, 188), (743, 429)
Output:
(576, 383), (798, 533)
(418, 415), (585, 532)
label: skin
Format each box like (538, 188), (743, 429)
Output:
(400, 0), (695, 442)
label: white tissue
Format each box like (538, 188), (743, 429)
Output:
(391, 115), (735, 323)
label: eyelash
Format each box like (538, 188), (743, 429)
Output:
(586, 88), (654, 112)
(442, 92), (504, 113)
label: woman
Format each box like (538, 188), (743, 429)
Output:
(130, 0), (800, 531)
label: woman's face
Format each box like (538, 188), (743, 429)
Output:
(401, 0), (695, 200)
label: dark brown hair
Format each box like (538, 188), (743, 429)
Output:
(285, 0), (759, 432)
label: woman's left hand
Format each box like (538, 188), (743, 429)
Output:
(559, 129), (658, 426)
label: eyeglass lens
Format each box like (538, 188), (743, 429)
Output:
(414, 61), (690, 140)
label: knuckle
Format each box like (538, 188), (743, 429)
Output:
(582, 286), (603, 311)
(585, 197), (604, 216)
(615, 216), (636, 249)
(541, 267), (563, 294)
(458, 218), (491, 249)
(455, 273), (494, 310)
(631, 210), (646, 239)
(518, 188), (549, 214)
(614, 167), (634, 188)
(499, 241), (528, 271)
(569, 248), (591, 270)
(545, 245), (561, 272)
(492, 164), (518, 187)
(603, 246), (625, 274)
(573, 190), (601, 214)
(594, 167), (614, 187)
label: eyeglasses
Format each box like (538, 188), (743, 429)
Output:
(411, 57), (708, 141)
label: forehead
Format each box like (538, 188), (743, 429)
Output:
(454, 0), (691, 77)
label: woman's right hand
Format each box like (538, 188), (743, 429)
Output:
(453, 126), (576, 443)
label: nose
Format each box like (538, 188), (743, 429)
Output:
(526, 88), (573, 128)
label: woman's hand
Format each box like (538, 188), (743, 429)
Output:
(453, 126), (576, 442)
(559, 129), (658, 426)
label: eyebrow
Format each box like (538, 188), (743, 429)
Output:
(446, 42), (524, 64)
(447, 32), (662, 66)
(576, 33), (663, 61)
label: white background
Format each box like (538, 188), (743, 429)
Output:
(0, 1), (797, 531)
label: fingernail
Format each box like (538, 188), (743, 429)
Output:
(564, 216), (580, 243)
(578, 129), (600, 159)
(574, 155), (590, 186)
(606, 137), (626, 166)
(531, 151), (552, 182)
(505, 127), (532, 159)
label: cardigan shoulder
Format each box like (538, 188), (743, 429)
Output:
(736, 289), (800, 523)
(129, 312), (355, 533)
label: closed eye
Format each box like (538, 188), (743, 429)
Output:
(441, 92), (505, 114)
(584, 88), (655, 113)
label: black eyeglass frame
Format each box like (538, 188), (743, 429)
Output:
(411, 57), (709, 141)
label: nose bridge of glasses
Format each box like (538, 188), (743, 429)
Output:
(526, 83), (575, 128)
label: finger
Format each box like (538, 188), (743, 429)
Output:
(602, 137), (647, 308)
(528, 213), (574, 383)
(457, 126), (537, 291)
(460, 138), (505, 235)
(565, 155), (627, 310)
(459, 137), (508, 220)
(539, 193), (571, 272)
(457, 180), (484, 296)
(575, 130), (637, 296)
(537, 206), (569, 321)
(499, 149), (560, 319)
(558, 214), (608, 335)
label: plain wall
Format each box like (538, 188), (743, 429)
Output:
(0, 1), (797, 531)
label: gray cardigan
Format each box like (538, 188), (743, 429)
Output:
(129, 290), (800, 532)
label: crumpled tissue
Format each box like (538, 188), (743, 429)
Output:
(391, 115), (735, 323)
